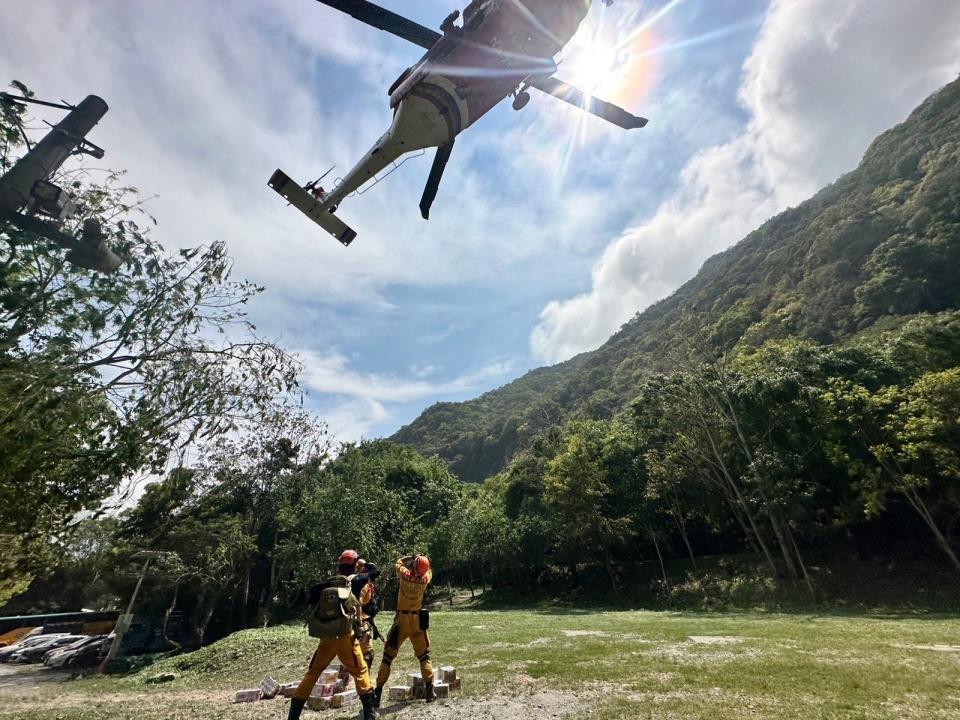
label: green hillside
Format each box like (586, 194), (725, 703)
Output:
(393, 76), (960, 482)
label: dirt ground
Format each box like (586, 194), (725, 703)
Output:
(0, 663), (72, 691)
(368, 692), (582, 720)
(0, 683), (585, 720)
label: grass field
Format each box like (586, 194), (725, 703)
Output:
(2, 607), (960, 719)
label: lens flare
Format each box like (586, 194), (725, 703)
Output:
(570, 43), (619, 93)
(537, 0), (753, 192)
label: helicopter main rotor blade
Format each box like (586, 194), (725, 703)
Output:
(528, 76), (648, 130)
(314, 0), (441, 50)
(420, 140), (455, 220)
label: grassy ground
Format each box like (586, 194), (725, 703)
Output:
(2, 607), (960, 719)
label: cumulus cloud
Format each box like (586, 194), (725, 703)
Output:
(299, 350), (512, 440)
(531, 0), (960, 364)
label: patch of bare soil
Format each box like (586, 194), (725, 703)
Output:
(489, 637), (556, 650)
(892, 643), (960, 653)
(881, 693), (960, 720)
(646, 637), (761, 665)
(686, 636), (745, 645)
(0, 687), (232, 708)
(0, 663), (72, 691)
(377, 691), (585, 720)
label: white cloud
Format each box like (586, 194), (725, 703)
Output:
(321, 396), (393, 446)
(531, 0), (960, 364)
(299, 350), (511, 440)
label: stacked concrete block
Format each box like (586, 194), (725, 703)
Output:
(330, 689), (358, 708)
(408, 671), (425, 698)
(260, 676), (280, 700)
(389, 685), (414, 701)
(265, 665), (461, 711)
(311, 682), (337, 699)
(234, 688), (262, 703)
(307, 696), (332, 711)
(381, 666), (460, 704)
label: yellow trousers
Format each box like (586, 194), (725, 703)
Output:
(293, 632), (373, 700)
(356, 620), (373, 654)
(358, 622), (375, 668)
(376, 611), (433, 687)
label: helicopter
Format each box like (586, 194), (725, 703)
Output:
(269, 0), (648, 246)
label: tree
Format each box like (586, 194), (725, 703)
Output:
(0, 84), (300, 601)
(831, 368), (960, 574)
(543, 422), (632, 593)
(275, 441), (461, 607)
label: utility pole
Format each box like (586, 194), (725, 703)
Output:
(0, 92), (121, 272)
(98, 550), (164, 672)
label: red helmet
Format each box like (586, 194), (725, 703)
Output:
(339, 549), (359, 567)
(413, 555), (430, 576)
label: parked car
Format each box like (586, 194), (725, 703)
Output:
(0, 633), (67, 662)
(42, 636), (90, 664)
(8, 634), (85, 664)
(44, 635), (108, 668)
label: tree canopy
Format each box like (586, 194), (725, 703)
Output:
(0, 84), (300, 602)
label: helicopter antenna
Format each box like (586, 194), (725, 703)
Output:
(304, 165), (336, 191)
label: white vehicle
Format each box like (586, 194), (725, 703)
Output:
(9, 634), (84, 664)
(0, 633), (68, 662)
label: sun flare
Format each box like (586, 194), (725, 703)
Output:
(569, 43), (619, 94)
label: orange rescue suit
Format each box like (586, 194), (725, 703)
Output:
(375, 556), (433, 688)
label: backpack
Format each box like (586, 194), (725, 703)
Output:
(306, 575), (358, 639)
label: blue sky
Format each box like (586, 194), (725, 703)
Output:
(1, 0), (958, 442)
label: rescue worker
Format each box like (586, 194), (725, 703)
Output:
(288, 550), (378, 720)
(354, 559), (383, 672)
(373, 554), (435, 706)
(308, 184), (337, 212)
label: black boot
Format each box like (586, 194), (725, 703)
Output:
(424, 682), (436, 703)
(372, 685), (382, 708)
(361, 690), (377, 719)
(287, 697), (306, 720)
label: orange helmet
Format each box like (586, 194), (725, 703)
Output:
(339, 549), (359, 567)
(413, 555), (430, 576)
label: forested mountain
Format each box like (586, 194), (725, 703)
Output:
(393, 76), (960, 483)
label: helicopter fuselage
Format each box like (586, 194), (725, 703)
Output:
(319, 0), (591, 210)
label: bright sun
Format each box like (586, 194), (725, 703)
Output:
(570, 44), (618, 93)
